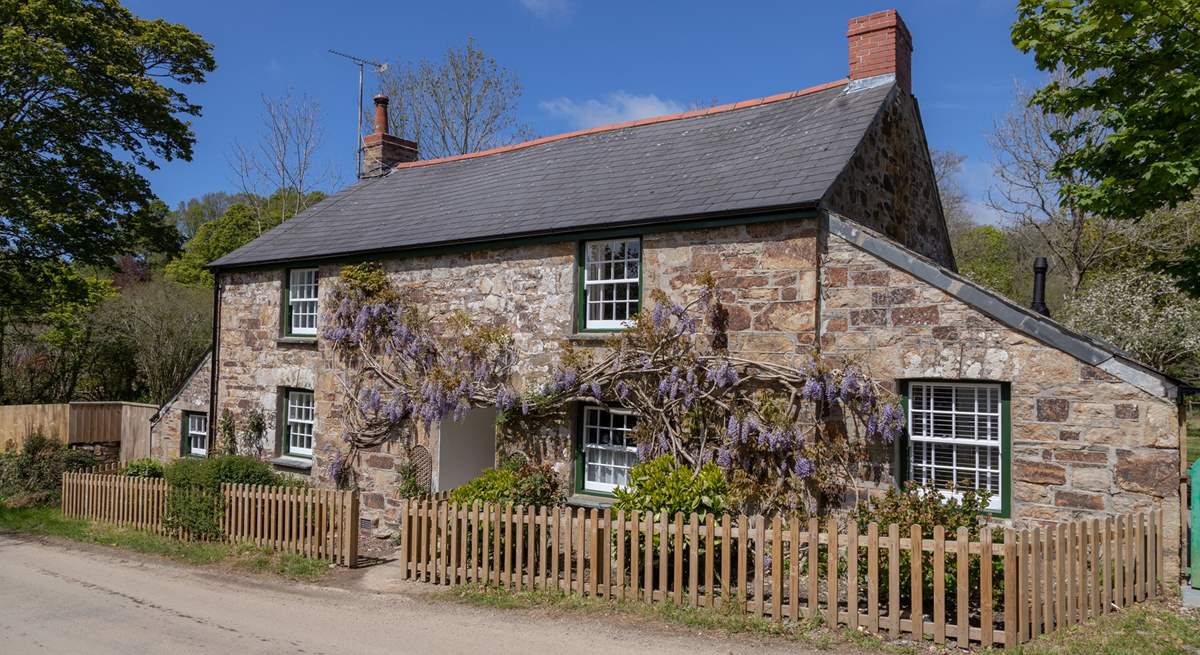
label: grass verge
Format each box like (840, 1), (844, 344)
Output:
(1012, 602), (1200, 655)
(440, 585), (921, 654)
(0, 505), (329, 582)
(445, 586), (1200, 655)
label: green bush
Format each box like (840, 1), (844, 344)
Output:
(0, 434), (98, 507)
(121, 458), (164, 478)
(163, 454), (280, 490)
(849, 483), (998, 615)
(612, 455), (726, 518)
(163, 455), (291, 538)
(448, 459), (564, 507)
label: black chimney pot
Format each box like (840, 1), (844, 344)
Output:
(1031, 257), (1050, 317)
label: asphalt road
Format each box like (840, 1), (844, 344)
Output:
(0, 533), (816, 654)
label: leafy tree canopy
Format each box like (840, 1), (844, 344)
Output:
(953, 225), (1020, 300)
(0, 0), (215, 312)
(1012, 1), (1200, 222)
(164, 190), (325, 287)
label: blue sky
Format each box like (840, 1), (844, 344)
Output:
(127, 0), (1039, 223)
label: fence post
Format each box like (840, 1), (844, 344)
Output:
(345, 491), (360, 568)
(1004, 528), (1017, 647)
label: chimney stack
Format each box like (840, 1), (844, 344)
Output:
(847, 10), (913, 94)
(360, 94), (418, 178)
(1031, 257), (1050, 317)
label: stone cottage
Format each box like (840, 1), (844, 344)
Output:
(157, 10), (1188, 576)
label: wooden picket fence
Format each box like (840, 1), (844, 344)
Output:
(397, 500), (1164, 648)
(61, 472), (360, 566)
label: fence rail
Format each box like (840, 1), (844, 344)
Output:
(61, 472), (360, 566)
(397, 500), (1163, 648)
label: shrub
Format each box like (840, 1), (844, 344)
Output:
(396, 462), (428, 499)
(612, 455), (726, 518)
(448, 459), (564, 507)
(849, 483), (998, 615)
(121, 458), (164, 478)
(163, 455), (289, 538)
(0, 434), (98, 507)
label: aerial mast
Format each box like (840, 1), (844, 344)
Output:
(328, 50), (387, 176)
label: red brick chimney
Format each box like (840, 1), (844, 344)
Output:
(361, 94), (418, 178)
(847, 9), (912, 94)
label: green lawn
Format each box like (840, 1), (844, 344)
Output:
(0, 505), (330, 582)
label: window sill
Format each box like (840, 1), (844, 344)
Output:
(567, 332), (620, 343)
(276, 336), (317, 346)
(567, 493), (614, 509)
(271, 456), (313, 471)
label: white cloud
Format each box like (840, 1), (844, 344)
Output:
(519, 0), (570, 20)
(540, 92), (686, 130)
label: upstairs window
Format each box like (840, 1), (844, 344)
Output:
(183, 411), (208, 457)
(581, 238), (640, 330)
(287, 268), (319, 336)
(284, 389), (315, 457)
(905, 381), (1007, 513)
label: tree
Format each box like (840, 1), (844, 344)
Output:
(167, 192), (245, 241)
(953, 226), (1020, 300)
(93, 277), (212, 404)
(931, 149), (975, 240)
(1013, 0), (1200, 223)
(986, 73), (1120, 295)
(377, 38), (533, 159)
(164, 193), (324, 287)
(230, 92), (335, 231)
(1060, 270), (1200, 383)
(0, 0), (214, 316)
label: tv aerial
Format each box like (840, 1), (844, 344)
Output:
(329, 50), (388, 175)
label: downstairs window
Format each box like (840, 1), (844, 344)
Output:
(578, 405), (639, 494)
(904, 381), (1009, 514)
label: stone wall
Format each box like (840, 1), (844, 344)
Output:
(643, 219), (818, 365)
(818, 229), (1183, 576)
(150, 352), (211, 460)
(822, 89), (956, 269)
(213, 218), (826, 526)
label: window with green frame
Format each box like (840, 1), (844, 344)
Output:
(574, 405), (639, 494)
(577, 238), (641, 331)
(181, 411), (208, 457)
(898, 380), (1011, 516)
(280, 388), (315, 457)
(284, 267), (319, 337)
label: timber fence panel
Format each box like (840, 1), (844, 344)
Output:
(382, 499), (1167, 648)
(58, 472), (359, 566)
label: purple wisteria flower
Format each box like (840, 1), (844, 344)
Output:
(793, 457), (815, 478)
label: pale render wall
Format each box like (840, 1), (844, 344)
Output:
(819, 230), (1184, 576)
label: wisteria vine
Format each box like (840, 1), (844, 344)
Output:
(323, 263), (904, 515)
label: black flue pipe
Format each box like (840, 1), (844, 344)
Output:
(1031, 257), (1050, 317)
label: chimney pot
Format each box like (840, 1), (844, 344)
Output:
(1031, 256), (1051, 317)
(373, 94), (389, 135)
(847, 9), (913, 93)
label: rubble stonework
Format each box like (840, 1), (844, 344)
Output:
(819, 230), (1183, 576)
(150, 352), (211, 460)
(822, 89), (955, 268)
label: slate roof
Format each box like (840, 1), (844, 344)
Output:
(212, 78), (896, 269)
